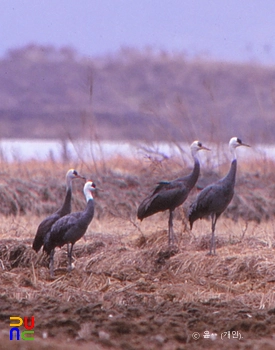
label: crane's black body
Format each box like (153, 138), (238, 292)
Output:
(43, 182), (95, 277)
(32, 188), (73, 253)
(188, 137), (250, 255)
(138, 158), (200, 246)
(189, 160), (236, 254)
(44, 200), (94, 255)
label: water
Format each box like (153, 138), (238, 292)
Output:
(0, 139), (198, 162)
(0, 139), (140, 162)
(0, 138), (273, 165)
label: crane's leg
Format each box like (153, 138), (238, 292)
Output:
(49, 249), (55, 277)
(209, 213), (218, 255)
(168, 210), (174, 246)
(67, 243), (74, 272)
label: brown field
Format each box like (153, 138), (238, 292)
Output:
(1, 156), (275, 350)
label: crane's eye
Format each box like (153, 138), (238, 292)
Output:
(198, 142), (202, 147)
(237, 138), (242, 144)
(73, 170), (78, 176)
(92, 183), (96, 188)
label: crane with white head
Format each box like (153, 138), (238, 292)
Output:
(43, 181), (97, 277)
(189, 137), (250, 255)
(137, 140), (210, 246)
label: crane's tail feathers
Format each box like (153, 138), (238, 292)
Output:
(32, 236), (44, 253)
(137, 203), (147, 221)
(32, 242), (41, 253)
(188, 203), (200, 230)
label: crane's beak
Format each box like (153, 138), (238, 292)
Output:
(88, 181), (104, 191)
(75, 174), (86, 180)
(241, 142), (251, 148)
(201, 146), (211, 151)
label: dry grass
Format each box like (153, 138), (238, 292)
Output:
(1, 216), (275, 307)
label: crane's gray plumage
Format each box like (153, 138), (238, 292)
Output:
(189, 137), (250, 254)
(32, 169), (84, 253)
(43, 181), (96, 277)
(137, 141), (210, 246)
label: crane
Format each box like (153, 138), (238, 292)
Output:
(32, 169), (85, 253)
(189, 137), (250, 255)
(137, 141), (210, 246)
(43, 181), (96, 277)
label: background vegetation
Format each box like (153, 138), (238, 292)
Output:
(1, 44), (275, 143)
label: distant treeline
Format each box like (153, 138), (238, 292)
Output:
(1, 44), (275, 143)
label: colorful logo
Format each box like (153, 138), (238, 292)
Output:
(9, 316), (35, 341)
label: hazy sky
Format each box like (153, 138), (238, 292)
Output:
(1, 0), (275, 64)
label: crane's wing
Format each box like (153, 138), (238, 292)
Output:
(43, 212), (81, 254)
(152, 177), (191, 195)
(152, 181), (171, 195)
(137, 180), (189, 219)
(51, 212), (81, 238)
(189, 182), (234, 228)
(188, 185), (216, 228)
(32, 212), (60, 252)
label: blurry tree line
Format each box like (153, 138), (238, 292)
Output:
(0, 44), (275, 143)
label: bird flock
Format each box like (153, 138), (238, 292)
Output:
(32, 136), (250, 277)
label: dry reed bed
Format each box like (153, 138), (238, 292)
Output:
(0, 224), (275, 310)
(0, 156), (274, 222)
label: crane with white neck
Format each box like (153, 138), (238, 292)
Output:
(137, 140), (210, 247)
(189, 137), (250, 255)
(43, 181), (96, 277)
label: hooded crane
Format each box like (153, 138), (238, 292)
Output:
(189, 137), (250, 255)
(43, 181), (96, 277)
(32, 169), (85, 253)
(137, 141), (210, 246)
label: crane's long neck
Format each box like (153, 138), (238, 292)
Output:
(224, 159), (237, 186)
(230, 145), (237, 161)
(84, 188), (94, 202)
(81, 193), (95, 224)
(187, 154), (200, 189)
(60, 179), (73, 216)
(224, 144), (238, 186)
